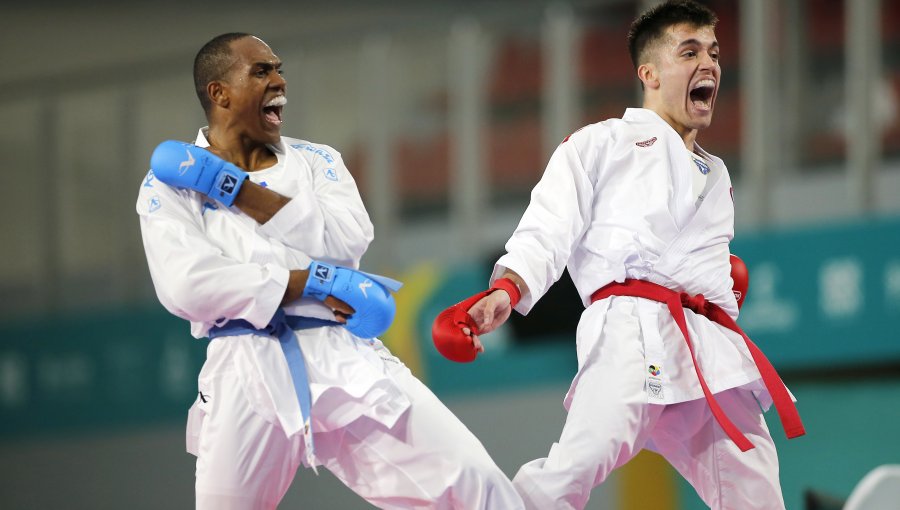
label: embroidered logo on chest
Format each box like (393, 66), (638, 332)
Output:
(693, 158), (711, 175)
(635, 137), (657, 147)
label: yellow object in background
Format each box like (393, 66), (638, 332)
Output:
(380, 261), (444, 381)
(620, 451), (678, 510)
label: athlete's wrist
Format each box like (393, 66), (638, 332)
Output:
(491, 277), (521, 307)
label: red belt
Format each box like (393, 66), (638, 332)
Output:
(590, 279), (805, 452)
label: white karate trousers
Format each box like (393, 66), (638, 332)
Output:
(188, 336), (523, 510)
(513, 301), (785, 510)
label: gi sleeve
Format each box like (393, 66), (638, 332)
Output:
(258, 145), (374, 269)
(491, 132), (598, 314)
(136, 172), (289, 330)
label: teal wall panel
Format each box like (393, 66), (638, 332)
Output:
(732, 217), (900, 369)
(0, 306), (203, 438)
(679, 379), (900, 509)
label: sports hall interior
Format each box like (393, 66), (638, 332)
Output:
(1, 0), (898, 508)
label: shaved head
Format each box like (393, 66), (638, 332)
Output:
(193, 32), (253, 114)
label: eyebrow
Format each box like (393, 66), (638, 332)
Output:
(676, 38), (719, 50)
(252, 61), (283, 71)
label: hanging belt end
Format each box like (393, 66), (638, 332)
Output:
(786, 425), (807, 439)
(736, 439), (755, 452)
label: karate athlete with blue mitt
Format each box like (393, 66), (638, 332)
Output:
(137, 33), (523, 510)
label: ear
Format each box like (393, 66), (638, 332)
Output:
(207, 81), (230, 109)
(637, 62), (659, 90)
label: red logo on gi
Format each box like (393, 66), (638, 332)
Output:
(562, 126), (586, 143)
(635, 137), (657, 147)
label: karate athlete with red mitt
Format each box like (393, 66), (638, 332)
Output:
(433, 2), (803, 509)
(138, 33), (523, 510)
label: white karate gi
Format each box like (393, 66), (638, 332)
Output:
(493, 109), (787, 510)
(137, 128), (523, 510)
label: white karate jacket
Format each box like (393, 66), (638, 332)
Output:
(493, 108), (769, 406)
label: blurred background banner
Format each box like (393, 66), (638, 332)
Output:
(732, 217), (900, 369)
(0, 308), (203, 438)
(1, 0), (899, 509)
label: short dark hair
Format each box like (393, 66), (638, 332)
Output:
(627, 0), (718, 69)
(193, 32), (253, 114)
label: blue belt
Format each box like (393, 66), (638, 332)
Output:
(208, 309), (338, 462)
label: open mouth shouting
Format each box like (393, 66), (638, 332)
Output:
(689, 79), (716, 112)
(263, 95), (286, 126)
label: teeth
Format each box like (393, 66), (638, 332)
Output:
(693, 79), (715, 90)
(265, 96), (287, 107)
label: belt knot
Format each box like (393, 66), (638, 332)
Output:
(590, 279), (806, 450)
(680, 292), (709, 316)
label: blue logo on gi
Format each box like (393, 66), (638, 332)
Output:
(324, 168), (338, 181)
(291, 143), (335, 164)
(693, 158), (711, 175)
(201, 201), (218, 216)
(148, 195), (161, 213)
(143, 170), (155, 188)
(314, 265), (332, 281)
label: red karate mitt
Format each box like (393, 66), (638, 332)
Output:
(730, 254), (749, 309)
(432, 278), (521, 362)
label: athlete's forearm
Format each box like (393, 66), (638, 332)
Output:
(234, 181), (291, 224)
(282, 269), (309, 305)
